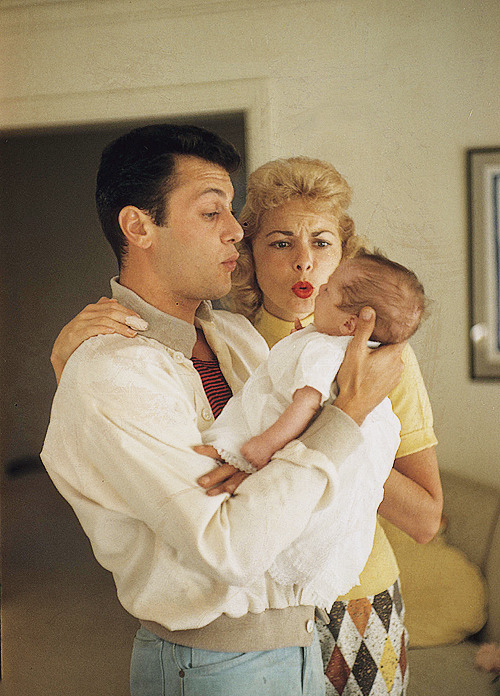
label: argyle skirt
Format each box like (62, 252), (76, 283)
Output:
(317, 580), (409, 696)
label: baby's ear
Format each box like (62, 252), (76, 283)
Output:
(341, 315), (358, 336)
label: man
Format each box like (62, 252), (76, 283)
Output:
(41, 124), (404, 695)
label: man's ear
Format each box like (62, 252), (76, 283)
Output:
(341, 314), (358, 336)
(118, 206), (153, 250)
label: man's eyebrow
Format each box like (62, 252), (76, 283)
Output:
(198, 186), (231, 199)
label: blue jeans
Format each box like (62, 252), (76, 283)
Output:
(130, 625), (326, 696)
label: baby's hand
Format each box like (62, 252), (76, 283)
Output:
(240, 436), (275, 470)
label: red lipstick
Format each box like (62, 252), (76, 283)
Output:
(292, 281), (314, 299)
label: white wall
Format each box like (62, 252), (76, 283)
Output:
(1, 0), (499, 485)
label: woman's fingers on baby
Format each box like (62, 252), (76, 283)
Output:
(350, 306), (376, 347)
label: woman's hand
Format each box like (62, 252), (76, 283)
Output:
(51, 297), (147, 384)
(194, 445), (250, 496)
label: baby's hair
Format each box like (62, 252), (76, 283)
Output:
(338, 251), (428, 344)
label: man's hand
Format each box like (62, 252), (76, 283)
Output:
(195, 445), (249, 496)
(335, 307), (405, 425)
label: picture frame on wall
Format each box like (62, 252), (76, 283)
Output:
(468, 147), (500, 379)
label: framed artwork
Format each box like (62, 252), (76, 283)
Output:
(468, 147), (500, 379)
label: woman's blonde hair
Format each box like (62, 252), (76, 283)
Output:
(226, 156), (366, 321)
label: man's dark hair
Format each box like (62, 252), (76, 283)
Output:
(96, 124), (241, 266)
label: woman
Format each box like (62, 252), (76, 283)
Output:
(51, 156), (442, 696)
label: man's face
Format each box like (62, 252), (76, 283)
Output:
(151, 155), (243, 308)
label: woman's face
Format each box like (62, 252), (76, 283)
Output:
(251, 198), (343, 321)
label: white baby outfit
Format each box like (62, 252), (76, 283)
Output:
(204, 324), (401, 609)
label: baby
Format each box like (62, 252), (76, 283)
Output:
(203, 251), (427, 608)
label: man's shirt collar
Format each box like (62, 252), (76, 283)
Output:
(110, 277), (213, 358)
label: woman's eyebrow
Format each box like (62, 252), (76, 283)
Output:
(311, 229), (337, 236)
(264, 229), (336, 238)
(264, 229), (294, 237)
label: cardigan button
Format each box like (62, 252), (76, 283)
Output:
(173, 351), (184, 363)
(202, 408), (212, 421)
(306, 619), (315, 633)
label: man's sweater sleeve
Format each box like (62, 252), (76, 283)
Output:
(299, 404), (363, 461)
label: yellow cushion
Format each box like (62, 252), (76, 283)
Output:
(380, 518), (488, 647)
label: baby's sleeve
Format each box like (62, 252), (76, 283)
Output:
(289, 336), (346, 403)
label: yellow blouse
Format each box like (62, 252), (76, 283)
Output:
(253, 307), (438, 598)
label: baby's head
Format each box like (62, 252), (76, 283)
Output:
(314, 252), (427, 344)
